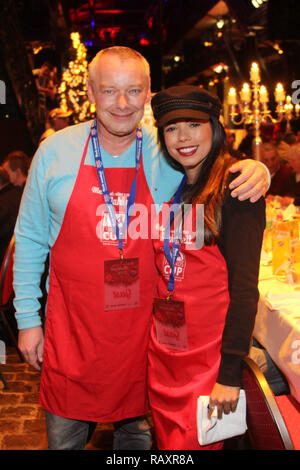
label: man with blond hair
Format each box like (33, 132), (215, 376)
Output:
(13, 46), (269, 450)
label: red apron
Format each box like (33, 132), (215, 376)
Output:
(39, 133), (157, 422)
(148, 205), (230, 450)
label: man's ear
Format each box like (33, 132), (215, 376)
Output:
(86, 78), (95, 103)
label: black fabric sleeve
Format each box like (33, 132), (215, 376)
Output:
(216, 176), (266, 386)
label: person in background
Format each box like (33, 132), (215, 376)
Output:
(13, 47), (269, 451)
(33, 61), (58, 127)
(33, 62), (57, 105)
(249, 339), (289, 396)
(260, 142), (293, 196)
(237, 124), (255, 158)
(0, 167), (22, 265)
(272, 122), (290, 161)
(39, 108), (73, 143)
(224, 128), (245, 159)
(280, 143), (300, 206)
(284, 132), (296, 146)
(149, 86), (266, 450)
(2, 151), (30, 190)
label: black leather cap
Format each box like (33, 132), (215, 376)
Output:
(151, 85), (222, 127)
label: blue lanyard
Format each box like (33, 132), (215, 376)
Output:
(163, 174), (187, 295)
(90, 119), (143, 257)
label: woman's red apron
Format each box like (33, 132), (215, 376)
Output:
(39, 133), (157, 422)
(148, 205), (230, 449)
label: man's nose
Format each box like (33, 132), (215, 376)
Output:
(117, 93), (129, 108)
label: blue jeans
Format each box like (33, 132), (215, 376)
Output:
(249, 339), (289, 396)
(45, 410), (152, 450)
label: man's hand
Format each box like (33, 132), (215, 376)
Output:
(18, 326), (44, 371)
(229, 159), (269, 202)
(208, 382), (240, 419)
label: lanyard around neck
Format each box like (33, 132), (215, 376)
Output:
(163, 174), (187, 296)
(90, 119), (143, 257)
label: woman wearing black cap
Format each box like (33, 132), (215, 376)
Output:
(148, 86), (266, 450)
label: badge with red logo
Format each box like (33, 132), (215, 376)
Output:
(162, 250), (186, 282)
(154, 297), (188, 351)
(104, 258), (139, 310)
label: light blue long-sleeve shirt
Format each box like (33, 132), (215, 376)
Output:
(13, 120), (183, 330)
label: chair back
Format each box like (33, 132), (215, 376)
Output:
(242, 356), (294, 450)
(0, 235), (15, 307)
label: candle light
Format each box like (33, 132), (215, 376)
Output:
(275, 83), (285, 103)
(286, 95), (292, 105)
(228, 87), (237, 105)
(259, 85), (268, 103)
(240, 83), (251, 102)
(295, 104), (300, 116)
(284, 96), (293, 112)
(250, 62), (260, 82)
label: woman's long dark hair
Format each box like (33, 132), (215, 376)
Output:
(158, 116), (236, 244)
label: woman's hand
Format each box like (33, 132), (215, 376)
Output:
(208, 383), (240, 419)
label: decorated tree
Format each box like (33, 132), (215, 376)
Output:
(58, 32), (95, 123)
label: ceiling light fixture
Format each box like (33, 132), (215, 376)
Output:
(216, 18), (225, 29)
(273, 43), (284, 54)
(251, 0), (268, 8)
(212, 63), (228, 74)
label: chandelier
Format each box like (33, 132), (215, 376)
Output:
(227, 62), (300, 160)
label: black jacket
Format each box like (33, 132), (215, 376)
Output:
(0, 183), (23, 266)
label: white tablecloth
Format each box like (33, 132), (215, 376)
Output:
(254, 264), (300, 403)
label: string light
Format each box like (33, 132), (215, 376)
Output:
(33, 46), (43, 55)
(58, 32), (95, 123)
(141, 100), (155, 127)
(216, 18), (225, 29)
(251, 0), (268, 8)
(273, 43), (284, 55)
